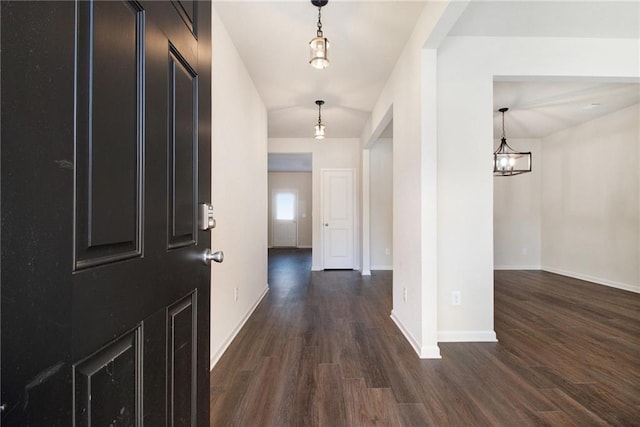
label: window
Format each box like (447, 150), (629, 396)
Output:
(275, 193), (295, 220)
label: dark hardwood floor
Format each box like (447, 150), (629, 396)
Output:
(210, 249), (640, 426)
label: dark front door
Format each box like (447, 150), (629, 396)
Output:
(1, 1), (212, 425)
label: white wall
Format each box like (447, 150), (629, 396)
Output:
(268, 138), (360, 271)
(493, 138), (542, 269)
(542, 104), (640, 293)
(210, 8), (269, 368)
(363, 1), (638, 356)
(361, 1), (466, 358)
(437, 36), (638, 341)
(268, 172), (313, 248)
(370, 138), (393, 269)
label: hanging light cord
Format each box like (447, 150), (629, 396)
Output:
(501, 110), (506, 139)
(316, 7), (323, 37)
(317, 103), (322, 125)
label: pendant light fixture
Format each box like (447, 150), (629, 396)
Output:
(309, 0), (329, 69)
(493, 108), (531, 176)
(314, 100), (325, 139)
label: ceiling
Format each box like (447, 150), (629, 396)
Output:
(214, 1), (639, 144)
(213, 1), (427, 139)
(494, 81), (640, 139)
(449, 1), (639, 39)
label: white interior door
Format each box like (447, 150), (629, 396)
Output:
(273, 190), (298, 247)
(322, 169), (355, 269)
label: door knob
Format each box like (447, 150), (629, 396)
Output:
(203, 248), (224, 265)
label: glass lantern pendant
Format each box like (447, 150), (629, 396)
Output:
(309, 37), (329, 70)
(314, 100), (325, 139)
(310, 0), (329, 70)
(493, 108), (532, 176)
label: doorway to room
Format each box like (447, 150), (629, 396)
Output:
(369, 121), (393, 272)
(267, 153), (313, 252)
(362, 117), (394, 276)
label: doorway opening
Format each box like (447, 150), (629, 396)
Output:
(369, 121), (393, 271)
(362, 109), (394, 276)
(267, 153), (313, 252)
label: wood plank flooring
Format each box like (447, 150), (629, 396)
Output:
(210, 249), (640, 426)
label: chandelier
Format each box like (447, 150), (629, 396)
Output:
(493, 108), (532, 176)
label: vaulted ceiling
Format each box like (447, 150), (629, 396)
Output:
(214, 1), (426, 139)
(214, 1), (639, 141)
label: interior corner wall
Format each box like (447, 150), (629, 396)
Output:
(493, 138), (542, 270)
(361, 1), (456, 359)
(436, 36), (638, 340)
(210, 7), (269, 369)
(370, 138), (393, 269)
(267, 172), (313, 248)
(268, 138), (361, 271)
(541, 104), (640, 293)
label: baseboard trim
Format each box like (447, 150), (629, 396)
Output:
(438, 330), (498, 342)
(361, 269), (371, 276)
(494, 265), (541, 270)
(311, 265), (322, 271)
(297, 245), (312, 249)
(419, 344), (442, 359)
(542, 266), (639, 294)
(210, 285), (269, 370)
(371, 265), (393, 271)
(390, 310), (441, 359)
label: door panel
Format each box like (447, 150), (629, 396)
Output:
(75, 0), (144, 268)
(172, 0), (196, 35)
(73, 328), (142, 426)
(1, 1), (212, 425)
(168, 46), (198, 249)
(322, 169), (355, 269)
(329, 229), (349, 257)
(167, 293), (197, 426)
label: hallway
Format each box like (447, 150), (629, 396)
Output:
(209, 250), (640, 426)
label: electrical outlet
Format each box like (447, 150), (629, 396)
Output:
(403, 287), (408, 302)
(234, 287), (239, 302)
(452, 291), (462, 306)
(521, 247), (528, 255)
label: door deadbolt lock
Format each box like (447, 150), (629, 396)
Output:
(199, 203), (216, 230)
